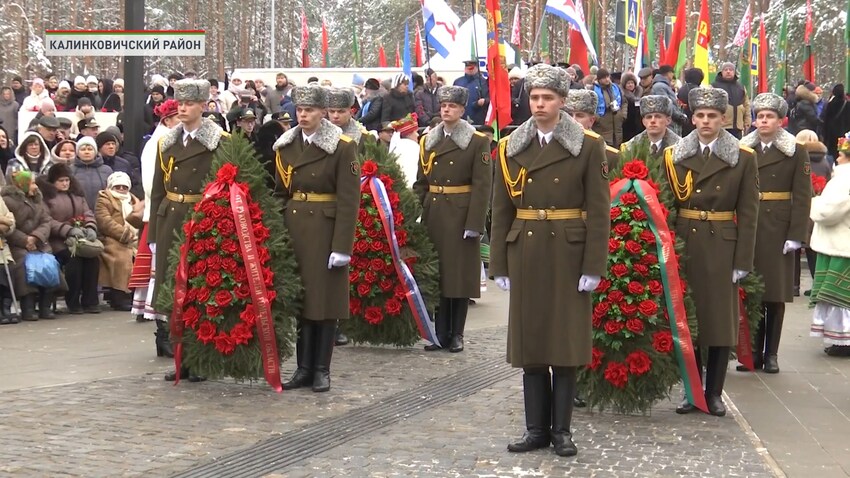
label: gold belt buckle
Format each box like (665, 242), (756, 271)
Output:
(699, 210), (708, 221)
(536, 209), (548, 220)
(177, 193), (185, 203)
(299, 192), (308, 201)
(436, 185), (445, 193)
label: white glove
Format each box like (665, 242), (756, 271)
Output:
(327, 252), (351, 269)
(495, 276), (510, 291)
(783, 240), (802, 254)
(149, 242), (156, 254)
(732, 269), (749, 283)
(463, 230), (480, 239)
(578, 275), (601, 292)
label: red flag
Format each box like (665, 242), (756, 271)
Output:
(803, 0), (815, 82)
(321, 18), (329, 67)
(378, 45), (387, 67)
(484, 0), (511, 128)
(658, 32), (666, 64)
(415, 21), (424, 67)
(300, 10), (309, 67)
(758, 16), (768, 93)
(662, 0), (687, 68)
(568, 28), (589, 74)
(395, 43), (401, 68)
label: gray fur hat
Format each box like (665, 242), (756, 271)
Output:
(173, 79), (210, 102)
(639, 95), (674, 117)
(292, 85), (328, 108)
(438, 86), (469, 105)
(524, 63), (569, 97)
(751, 92), (789, 118)
(688, 87), (728, 113)
(565, 89), (598, 115)
(327, 87), (355, 109)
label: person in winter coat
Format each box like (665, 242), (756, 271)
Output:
(21, 78), (49, 112)
(96, 79), (114, 111)
(96, 172), (143, 311)
(102, 78), (123, 112)
(0, 126), (14, 179)
(453, 61), (490, 125)
(10, 76), (28, 106)
(509, 68), (531, 126)
(52, 81), (73, 112)
(415, 69), (442, 127)
(789, 84), (821, 136)
(795, 130), (832, 294)
(279, 94), (297, 127)
(37, 164), (99, 314)
(0, 195), (16, 324)
(264, 72), (292, 115)
(357, 79), (383, 131)
(7, 132), (50, 176)
(1, 170), (59, 320)
(650, 65), (687, 129)
(677, 68), (705, 137)
(821, 84), (850, 158)
(0, 87), (19, 138)
(96, 131), (141, 198)
(143, 85), (166, 134)
(70, 136), (113, 210)
(591, 68), (628, 148)
(381, 74), (416, 125)
(69, 98), (96, 138)
(620, 72), (643, 141)
(66, 76), (94, 112)
(711, 62), (751, 138)
(40, 139), (77, 177)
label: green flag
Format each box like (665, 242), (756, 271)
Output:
(540, 16), (549, 60)
(589, 8), (599, 65)
(773, 13), (787, 96)
(738, 41), (752, 100)
(846, 0), (850, 87)
(353, 26), (361, 67)
(647, 14), (656, 65)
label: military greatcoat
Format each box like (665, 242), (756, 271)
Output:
(664, 129), (759, 346)
(490, 112), (611, 367)
(273, 118), (360, 321)
(413, 119), (492, 299)
(741, 129), (812, 303)
(149, 118), (227, 309)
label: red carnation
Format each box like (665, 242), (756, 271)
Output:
(233, 267), (247, 283)
(214, 332), (236, 355)
(622, 160), (649, 180)
(610, 206), (622, 220)
(385, 298), (403, 316)
(620, 303), (638, 316)
(592, 314), (603, 328)
(206, 270), (223, 288)
(235, 284), (251, 300)
(257, 247), (271, 264)
(183, 306), (201, 328)
(626, 318), (645, 334)
(221, 257), (239, 274)
(379, 279), (394, 292)
(652, 331), (674, 353)
(206, 254), (222, 271)
(638, 299), (659, 317)
(196, 321), (217, 343)
(633, 263), (649, 277)
(647, 280), (663, 296)
(394, 214), (403, 227)
(627, 281), (644, 295)
(350, 297), (362, 315)
(191, 240), (206, 256)
(218, 218), (235, 236)
(216, 163), (239, 182)
(604, 320), (624, 335)
(361, 160), (376, 177)
(239, 305), (257, 327)
(620, 192), (639, 205)
(604, 361), (629, 388)
(357, 282), (372, 297)
(611, 263), (629, 278)
(593, 301), (611, 319)
(590, 348), (604, 370)
(210, 203), (227, 220)
(254, 225), (270, 242)
(204, 237), (218, 252)
(221, 239), (239, 254)
(358, 209), (368, 222)
(206, 304), (223, 318)
(641, 253), (658, 265)
(230, 323), (253, 345)
(394, 283), (407, 299)
(625, 350), (652, 375)
(625, 240), (643, 255)
(191, 260), (207, 275)
(364, 270), (378, 285)
(631, 209), (648, 221)
(639, 229), (656, 244)
(612, 223), (632, 237)
(364, 306), (384, 324)
(354, 240), (370, 254)
(267, 289), (277, 302)
(363, 216), (375, 229)
(198, 217), (214, 232)
(595, 278), (611, 293)
(370, 258), (386, 271)
(196, 286), (211, 303)
(371, 241), (384, 252)
(349, 270), (360, 283)
(608, 238), (622, 253)
(395, 229), (408, 246)
(380, 174), (395, 189)
(607, 290), (625, 303)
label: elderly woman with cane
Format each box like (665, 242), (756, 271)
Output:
(0, 197), (16, 324)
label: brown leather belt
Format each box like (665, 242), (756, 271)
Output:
(516, 208), (586, 221)
(678, 209), (735, 221)
(759, 191), (791, 201)
(289, 192), (337, 202)
(429, 185), (472, 194)
(165, 191), (203, 204)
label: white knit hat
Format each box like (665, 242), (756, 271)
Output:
(76, 136), (97, 152)
(74, 76), (86, 86)
(107, 171), (131, 190)
(58, 80), (71, 90)
(509, 67), (525, 80)
(390, 73), (410, 89)
(86, 75), (98, 84)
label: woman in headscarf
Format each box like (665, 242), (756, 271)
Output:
(95, 172), (143, 311)
(7, 132), (50, 176)
(38, 164), (99, 314)
(1, 170), (57, 320)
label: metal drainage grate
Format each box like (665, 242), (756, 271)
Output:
(173, 359), (518, 478)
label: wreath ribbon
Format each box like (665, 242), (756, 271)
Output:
(736, 290), (755, 371)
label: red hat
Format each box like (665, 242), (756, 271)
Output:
(390, 113), (418, 137)
(154, 99), (178, 120)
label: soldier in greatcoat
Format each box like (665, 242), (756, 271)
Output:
(564, 89), (622, 169)
(413, 86), (492, 353)
(327, 87), (370, 153)
(274, 85), (360, 393)
(491, 64), (610, 457)
(736, 93), (812, 373)
(664, 87), (759, 416)
(150, 79), (229, 382)
(620, 95), (682, 156)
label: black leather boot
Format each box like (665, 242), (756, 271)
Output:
(312, 320), (337, 392)
(110, 290), (132, 312)
(164, 367), (206, 382)
(449, 298), (468, 353)
(155, 319), (174, 358)
(20, 295), (36, 321)
(676, 347), (702, 414)
(2, 298), (17, 324)
(424, 297), (451, 351)
(704, 346), (730, 416)
(737, 309), (765, 371)
(551, 367), (578, 457)
(283, 320), (316, 390)
(38, 289), (56, 319)
(763, 303), (785, 373)
(573, 389), (587, 408)
(508, 370), (551, 452)
(0, 299), (9, 325)
(335, 327), (349, 346)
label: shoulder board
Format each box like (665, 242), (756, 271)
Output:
(339, 134), (352, 143)
(606, 145), (619, 155)
(474, 131), (487, 137)
(220, 131), (230, 137)
(584, 130), (601, 139)
(739, 145), (755, 154)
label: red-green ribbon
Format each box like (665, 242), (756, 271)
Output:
(736, 291), (755, 371)
(609, 178), (708, 413)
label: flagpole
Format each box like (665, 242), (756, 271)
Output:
(470, 0), (486, 101)
(530, 13), (546, 61)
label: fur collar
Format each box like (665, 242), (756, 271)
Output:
(273, 118), (342, 155)
(160, 118), (225, 152)
(424, 119), (476, 151)
(506, 111), (584, 158)
(1, 185), (43, 203)
(672, 128), (741, 166)
(340, 118), (365, 144)
(740, 128), (797, 157)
